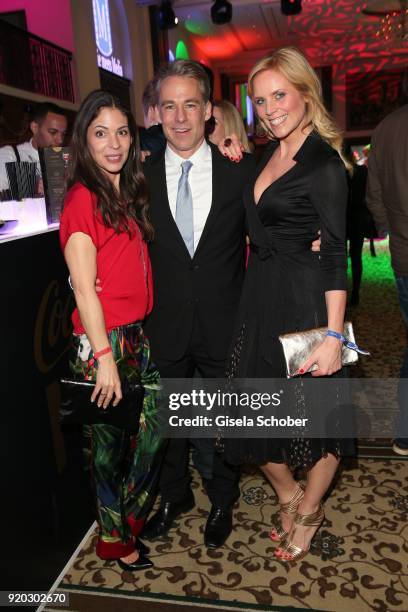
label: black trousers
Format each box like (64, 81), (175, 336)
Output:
(154, 315), (240, 510)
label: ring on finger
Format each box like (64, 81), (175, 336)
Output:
(224, 138), (232, 147)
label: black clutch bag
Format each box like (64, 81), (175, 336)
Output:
(60, 377), (144, 433)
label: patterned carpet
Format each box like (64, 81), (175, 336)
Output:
(48, 242), (408, 612)
(54, 459), (408, 612)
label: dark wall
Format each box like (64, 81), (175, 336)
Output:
(99, 68), (131, 111)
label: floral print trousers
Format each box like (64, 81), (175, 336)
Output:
(70, 322), (164, 559)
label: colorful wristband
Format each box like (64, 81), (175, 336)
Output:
(327, 330), (345, 342)
(93, 346), (112, 360)
(327, 330), (370, 356)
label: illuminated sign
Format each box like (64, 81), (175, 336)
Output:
(92, 0), (123, 76)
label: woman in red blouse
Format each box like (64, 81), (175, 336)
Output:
(60, 90), (163, 571)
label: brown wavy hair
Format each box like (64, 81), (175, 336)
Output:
(67, 90), (153, 240)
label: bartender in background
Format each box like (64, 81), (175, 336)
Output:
(0, 102), (68, 193)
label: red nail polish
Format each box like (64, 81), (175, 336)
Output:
(299, 368), (304, 374)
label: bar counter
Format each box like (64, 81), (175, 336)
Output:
(0, 210), (92, 589)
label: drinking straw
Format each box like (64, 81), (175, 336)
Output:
(15, 161), (24, 199)
(20, 162), (30, 198)
(24, 162), (37, 197)
(5, 162), (19, 200)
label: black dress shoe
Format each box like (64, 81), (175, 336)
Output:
(135, 537), (150, 555)
(204, 506), (233, 548)
(117, 553), (153, 571)
(142, 494), (195, 540)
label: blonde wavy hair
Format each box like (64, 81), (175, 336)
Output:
(213, 100), (253, 153)
(248, 47), (350, 169)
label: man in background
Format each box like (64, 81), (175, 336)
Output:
(366, 90), (408, 456)
(139, 78), (166, 155)
(0, 101), (68, 193)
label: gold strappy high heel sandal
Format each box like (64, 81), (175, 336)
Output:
(276, 505), (325, 562)
(269, 484), (305, 543)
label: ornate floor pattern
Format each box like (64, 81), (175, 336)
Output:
(55, 458), (408, 612)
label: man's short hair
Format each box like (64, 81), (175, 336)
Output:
(142, 78), (158, 116)
(155, 60), (211, 104)
(32, 102), (66, 123)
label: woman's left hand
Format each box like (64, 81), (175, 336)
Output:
(298, 336), (342, 377)
(218, 134), (244, 161)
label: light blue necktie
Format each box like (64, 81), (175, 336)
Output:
(175, 160), (194, 257)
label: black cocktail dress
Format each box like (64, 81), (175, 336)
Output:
(224, 132), (355, 468)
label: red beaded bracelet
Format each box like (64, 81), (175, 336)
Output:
(93, 346), (112, 360)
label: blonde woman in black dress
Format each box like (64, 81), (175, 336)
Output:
(220, 47), (353, 563)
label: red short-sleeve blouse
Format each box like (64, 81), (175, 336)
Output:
(59, 182), (153, 334)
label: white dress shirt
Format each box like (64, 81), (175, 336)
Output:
(0, 139), (41, 191)
(165, 139), (213, 253)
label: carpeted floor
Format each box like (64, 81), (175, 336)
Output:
(348, 240), (407, 459)
(45, 242), (408, 612)
(52, 459), (408, 612)
(348, 239), (405, 380)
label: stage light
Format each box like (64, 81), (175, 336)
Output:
(211, 0), (232, 25)
(281, 0), (302, 16)
(158, 1), (178, 30)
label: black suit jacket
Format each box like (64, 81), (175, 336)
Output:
(144, 142), (255, 362)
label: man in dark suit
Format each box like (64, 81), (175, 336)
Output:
(142, 60), (255, 548)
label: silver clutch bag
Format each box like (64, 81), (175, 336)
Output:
(279, 321), (361, 378)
